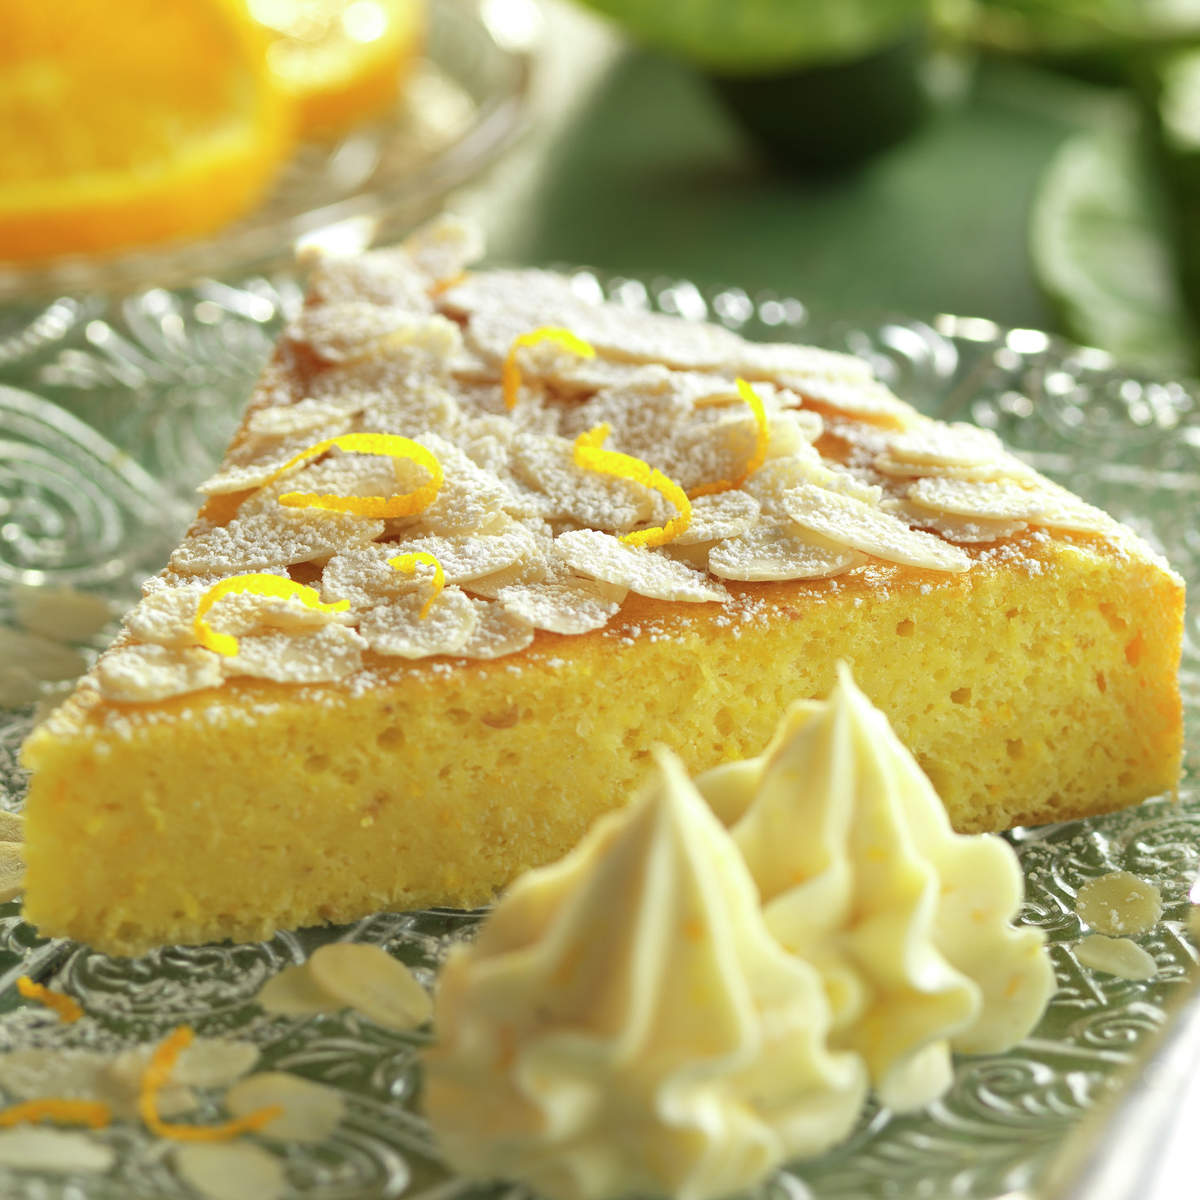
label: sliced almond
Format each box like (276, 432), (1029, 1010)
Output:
(0, 628), (87, 682)
(0, 812), (24, 842)
(173, 1142), (286, 1200)
(906, 477), (1117, 534)
(881, 498), (1027, 545)
(12, 585), (112, 642)
(307, 942), (433, 1032)
(357, 589), (478, 659)
(225, 1072), (345, 1143)
(671, 490), (761, 545)
(220, 624), (366, 685)
(256, 964), (341, 1018)
(0, 841), (24, 903)
(456, 600), (536, 659)
(555, 530), (727, 603)
(94, 644), (222, 703)
(708, 522), (861, 581)
(0, 1128), (114, 1174)
(886, 420), (1008, 468)
(1075, 935), (1157, 981)
(781, 483), (971, 573)
(498, 577), (625, 635)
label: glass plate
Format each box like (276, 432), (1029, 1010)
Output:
(0, 272), (1197, 1200)
(0, 0), (536, 302)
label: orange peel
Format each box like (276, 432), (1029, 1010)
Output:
(573, 424), (691, 548)
(262, 433), (443, 518)
(388, 551), (445, 619)
(194, 574), (350, 658)
(689, 377), (770, 498)
(16, 976), (83, 1023)
(502, 327), (595, 410)
(0, 1099), (111, 1130)
(139, 1026), (282, 1142)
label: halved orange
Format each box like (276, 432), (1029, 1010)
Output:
(0, 0), (292, 263)
(250, 0), (424, 139)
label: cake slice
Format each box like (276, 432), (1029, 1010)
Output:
(20, 217), (1184, 956)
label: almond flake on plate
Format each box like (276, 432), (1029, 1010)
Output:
(1075, 934), (1157, 980)
(12, 585), (112, 642)
(707, 522), (862, 581)
(225, 1073), (345, 1143)
(0, 1128), (114, 1174)
(306, 943), (433, 1031)
(256, 964), (341, 1017)
(95, 644), (222, 702)
(555, 529), (727, 603)
(358, 589), (478, 658)
(0, 842), (24, 902)
(173, 1142), (285, 1200)
(782, 483), (972, 572)
(0, 628), (87, 682)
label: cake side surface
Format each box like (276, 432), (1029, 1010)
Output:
(22, 532), (1181, 956)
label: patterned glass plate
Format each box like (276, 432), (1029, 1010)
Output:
(0, 271), (1197, 1200)
(0, 0), (536, 302)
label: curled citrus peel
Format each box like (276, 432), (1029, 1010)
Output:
(194, 575), (350, 658)
(262, 433), (443, 518)
(689, 377), (770, 498)
(0, 1099), (111, 1130)
(573, 425), (692, 548)
(17, 976), (83, 1023)
(388, 551), (445, 619)
(503, 328), (595, 410)
(139, 1026), (282, 1143)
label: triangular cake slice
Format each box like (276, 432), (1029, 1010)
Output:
(21, 217), (1184, 956)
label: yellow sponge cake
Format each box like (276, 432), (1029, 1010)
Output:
(19, 217), (1184, 956)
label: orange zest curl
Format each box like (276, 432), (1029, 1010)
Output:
(0, 1099), (111, 1130)
(17, 976), (84, 1023)
(194, 574), (350, 658)
(262, 433), (443, 518)
(388, 551), (445, 619)
(688, 377), (770, 498)
(139, 1026), (282, 1143)
(502, 327), (595, 410)
(572, 424), (691, 548)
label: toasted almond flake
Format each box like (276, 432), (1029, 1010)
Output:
(688, 378), (769, 497)
(256, 964), (341, 1017)
(1075, 935), (1157, 980)
(456, 599), (536, 658)
(261, 433), (442, 520)
(906, 477), (1117, 533)
(1076, 872), (1163, 937)
(289, 302), (415, 363)
(358, 589), (477, 658)
(671, 490), (761, 545)
(169, 509), (385, 577)
(0, 1127), (115, 1173)
(220, 624), (366, 684)
(0, 628), (87, 682)
(498, 576), (625, 635)
(194, 576), (350, 658)
(17, 976), (83, 1023)
(307, 943), (433, 1031)
(246, 398), (355, 439)
(0, 812), (21, 843)
(510, 431), (652, 534)
(389, 552), (445, 619)
(881, 498), (1028, 544)
(555, 529), (726, 603)
(0, 846), (24, 903)
(225, 1073), (345, 1143)
(781, 483), (972, 572)
(708, 522), (862, 581)
(873, 455), (1034, 483)
(12, 585), (112, 642)
(173, 1142), (286, 1200)
(785, 374), (915, 424)
(502, 327), (596, 409)
(573, 425), (692, 548)
(95, 644), (222, 702)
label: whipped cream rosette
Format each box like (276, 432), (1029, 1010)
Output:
(697, 664), (1055, 1112)
(423, 749), (867, 1200)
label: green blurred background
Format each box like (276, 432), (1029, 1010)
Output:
(454, 0), (1200, 378)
